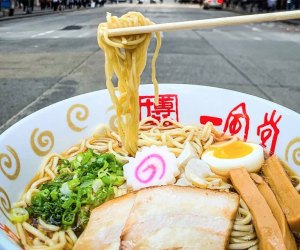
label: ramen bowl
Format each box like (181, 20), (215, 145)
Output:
(1, 84), (300, 249)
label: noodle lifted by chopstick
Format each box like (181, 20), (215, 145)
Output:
(97, 12), (161, 156)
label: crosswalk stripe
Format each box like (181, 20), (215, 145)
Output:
(31, 30), (55, 38)
(252, 36), (263, 41)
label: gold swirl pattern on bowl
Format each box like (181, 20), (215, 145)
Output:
(0, 187), (11, 221)
(285, 137), (300, 166)
(0, 146), (20, 180)
(67, 104), (89, 132)
(30, 128), (54, 157)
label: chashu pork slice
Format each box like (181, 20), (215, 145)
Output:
(74, 192), (136, 250)
(121, 185), (239, 250)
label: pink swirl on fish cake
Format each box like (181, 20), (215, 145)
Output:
(134, 154), (166, 184)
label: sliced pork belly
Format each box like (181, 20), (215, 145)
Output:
(73, 192), (136, 250)
(121, 185), (239, 250)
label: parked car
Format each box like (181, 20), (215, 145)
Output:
(203, 0), (223, 9)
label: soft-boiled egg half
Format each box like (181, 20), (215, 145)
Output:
(201, 140), (264, 176)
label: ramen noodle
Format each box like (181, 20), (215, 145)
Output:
(97, 12), (161, 156)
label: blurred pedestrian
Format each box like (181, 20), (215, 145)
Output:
(22, 0), (34, 13)
(225, 0), (231, 8)
(232, 0), (239, 8)
(30, 0), (34, 10)
(68, 0), (73, 8)
(21, 0), (27, 11)
(59, 0), (66, 10)
(95, 0), (105, 7)
(40, 0), (47, 9)
(75, 0), (81, 8)
(267, 0), (276, 10)
(16, 0), (22, 8)
(256, 0), (264, 11)
(250, 0), (254, 11)
(52, 0), (59, 10)
(286, 0), (293, 9)
(276, 0), (285, 9)
(240, 0), (247, 10)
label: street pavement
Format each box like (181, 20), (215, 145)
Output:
(0, 4), (300, 134)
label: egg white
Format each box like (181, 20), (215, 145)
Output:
(201, 142), (264, 176)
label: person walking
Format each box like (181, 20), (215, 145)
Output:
(16, 0), (22, 8)
(286, 0), (294, 9)
(52, 0), (59, 11)
(267, 0), (276, 10)
(21, 0), (27, 11)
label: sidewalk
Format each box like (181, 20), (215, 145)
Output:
(0, 6), (83, 21)
(226, 6), (300, 25)
(0, 1), (190, 21)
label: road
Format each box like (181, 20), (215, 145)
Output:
(0, 4), (300, 133)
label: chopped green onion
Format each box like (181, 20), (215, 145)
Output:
(68, 178), (80, 190)
(101, 176), (112, 185)
(103, 161), (109, 170)
(61, 159), (70, 165)
(50, 190), (59, 200)
(25, 151), (124, 233)
(40, 189), (50, 198)
(60, 182), (71, 196)
(80, 179), (93, 188)
(98, 169), (109, 178)
(79, 188), (92, 205)
(92, 179), (103, 193)
(78, 207), (89, 228)
(76, 154), (83, 163)
(10, 208), (29, 223)
(71, 160), (81, 169)
(62, 197), (75, 209)
(114, 176), (125, 186)
(81, 149), (93, 165)
(116, 170), (124, 176)
(62, 212), (75, 226)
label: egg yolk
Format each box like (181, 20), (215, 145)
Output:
(212, 141), (253, 159)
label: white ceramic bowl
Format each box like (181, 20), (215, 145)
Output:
(1, 84), (300, 249)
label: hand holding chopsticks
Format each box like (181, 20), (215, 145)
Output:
(105, 10), (300, 37)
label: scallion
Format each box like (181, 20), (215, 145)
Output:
(10, 208), (29, 223)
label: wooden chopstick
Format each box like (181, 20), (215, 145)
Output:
(106, 10), (300, 37)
